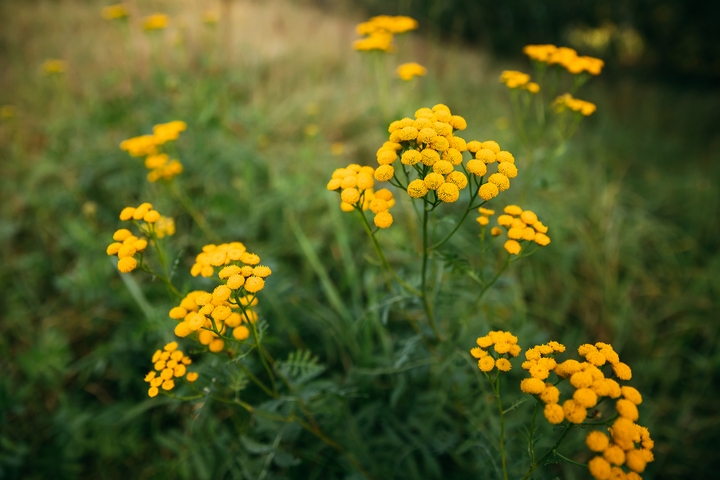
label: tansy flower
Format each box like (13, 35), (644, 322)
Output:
(397, 62), (427, 81)
(102, 4), (128, 20)
(145, 343), (197, 397)
(42, 59), (66, 74)
(143, 13), (169, 31)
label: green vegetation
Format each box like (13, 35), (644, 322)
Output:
(1, 1), (718, 479)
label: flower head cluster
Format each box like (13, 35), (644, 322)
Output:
(172, 247), (269, 349)
(554, 93), (597, 116)
(523, 44), (604, 75)
(470, 331), (522, 373)
(102, 4), (128, 20)
(106, 203), (170, 273)
(42, 59), (66, 75)
(120, 121), (187, 181)
(495, 205), (550, 255)
(191, 242), (260, 277)
(353, 15), (418, 52)
(327, 164), (396, 228)
(378, 104), (518, 204)
(476, 207), (496, 228)
(143, 13), (169, 31)
(520, 341), (654, 479)
(499, 71), (540, 93)
(144, 342), (198, 398)
(397, 62), (427, 81)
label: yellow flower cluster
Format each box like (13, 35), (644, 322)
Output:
(106, 203), (168, 273)
(518, 341), (567, 423)
(397, 62), (427, 81)
(379, 104), (518, 203)
(172, 247), (270, 349)
(554, 93), (597, 116)
(499, 71), (540, 93)
(470, 331), (522, 373)
(120, 121), (187, 182)
(520, 341), (654, 478)
(523, 44), (604, 75)
(327, 164), (396, 228)
(191, 242), (258, 277)
(495, 205), (550, 255)
(143, 13), (169, 31)
(353, 15), (418, 52)
(476, 207), (496, 228)
(144, 342), (198, 398)
(42, 59), (66, 74)
(154, 216), (176, 238)
(101, 4), (128, 20)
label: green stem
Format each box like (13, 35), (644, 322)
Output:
(421, 205), (443, 341)
(237, 361), (277, 398)
(529, 400), (540, 467)
(521, 423), (572, 480)
(494, 373), (509, 480)
(167, 180), (219, 242)
(356, 208), (421, 296)
(251, 321), (278, 397)
(554, 451), (587, 467)
(463, 255), (511, 319)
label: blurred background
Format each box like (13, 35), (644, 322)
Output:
(1, 0), (719, 479)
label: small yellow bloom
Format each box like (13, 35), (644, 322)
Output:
(396, 62), (427, 81)
(143, 13), (169, 31)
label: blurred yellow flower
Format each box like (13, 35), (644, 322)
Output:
(143, 13), (168, 31)
(101, 4), (128, 20)
(0, 105), (15, 119)
(397, 62), (427, 81)
(203, 11), (219, 25)
(42, 59), (66, 74)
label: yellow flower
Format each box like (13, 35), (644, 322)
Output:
(244, 276), (265, 293)
(588, 457), (612, 480)
(42, 59), (66, 74)
(374, 212), (393, 228)
(374, 165), (394, 181)
(102, 4), (128, 20)
(437, 183), (459, 203)
(478, 356), (495, 372)
(543, 404), (564, 424)
(466, 160), (487, 177)
(520, 378), (546, 394)
(407, 179), (428, 198)
(423, 172), (445, 190)
(397, 62), (427, 81)
(143, 13), (169, 31)
(478, 183), (498, 201)
(586, 431), (610, 452)
(496, 358), (512, 371)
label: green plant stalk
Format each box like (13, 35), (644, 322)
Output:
(236, 360), (276, 398)
(521, 423), (572, 480)
(529, 400), (540, 467)
(250, 320), (278, 397)
(167, 179), (219, 242)
(421, 204), (443, 341)
(493, 372), (509, 480)
(356, 208), (421, 296)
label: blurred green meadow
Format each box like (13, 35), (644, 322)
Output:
(1, 0), (719, 479)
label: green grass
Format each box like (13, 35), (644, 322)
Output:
(1, 1), (719, 479)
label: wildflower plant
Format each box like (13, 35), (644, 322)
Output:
(328, 104), (538, 340)
(501, 44), (604, 161)
(471, 332), (654, 480)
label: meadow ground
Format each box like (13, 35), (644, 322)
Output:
(1, 0), (719, 479)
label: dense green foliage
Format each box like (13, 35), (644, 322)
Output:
(1, 1), (719, 479)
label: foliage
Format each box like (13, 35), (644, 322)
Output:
(0, 1), (719, 479)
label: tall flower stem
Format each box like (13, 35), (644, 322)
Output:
(421, 204), (443, 341)
(356, 208), (421, 297)
(493, 372), (509, 480)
